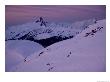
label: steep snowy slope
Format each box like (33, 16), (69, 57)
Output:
(10, 19), (106, 72)
(5, 40), (44, 71)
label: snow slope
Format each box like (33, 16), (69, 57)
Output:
(5, 40), (44, 71)
(10, 19), (106, 72)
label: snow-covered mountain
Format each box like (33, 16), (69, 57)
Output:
(6, 18), (97, 47)
(9, 19), (106, 72)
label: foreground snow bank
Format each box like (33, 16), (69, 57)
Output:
(5, 40), (44, 71)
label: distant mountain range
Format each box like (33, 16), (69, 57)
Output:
(6, 17), (97, 47)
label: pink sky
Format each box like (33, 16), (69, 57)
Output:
(5, 5), (106, 27)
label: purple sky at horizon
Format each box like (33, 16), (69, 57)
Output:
(5, 5), (106, 27)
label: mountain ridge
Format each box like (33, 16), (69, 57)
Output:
(6, 18), (97, 47)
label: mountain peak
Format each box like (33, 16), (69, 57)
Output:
(35, 17), (48, 27)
